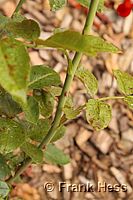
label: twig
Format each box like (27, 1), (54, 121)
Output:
(99, 96), (125, 101)
(12, 0), (26, 16)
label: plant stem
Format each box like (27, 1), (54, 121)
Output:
(12, 0), (26, 15)
(7, 0), (100, 184)
(7, 158), (31, 184)
(39, 0), (100, 147)
(99, 96), (125, 101)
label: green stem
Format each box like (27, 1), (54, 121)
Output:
(99, 96), (125, 101)
(7, 158), (31, 184)
(7, 0), (100, 184)
(12, 0), (26, 16)
(39, 0), (100, 147)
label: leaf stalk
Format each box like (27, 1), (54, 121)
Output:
(12, 0), (26, 16)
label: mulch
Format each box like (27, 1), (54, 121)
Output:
(0, 0), (133, 199)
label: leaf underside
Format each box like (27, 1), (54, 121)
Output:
(36, 31), (119, 56)
(86, 99), (112, 130)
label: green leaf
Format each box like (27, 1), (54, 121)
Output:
(63, 96), (83, 120)
(33, 89), (54, 118)
(21, 142), (43, 163)
(53, 28), (67, 34)
(124, 96), (133, 110)
(36, 31), (119, 56)
(0, 119), (25, 153)
(114, 70), (133, 95)
(0, 91), (22, 118)
(44, 144), (70, 165)
(0, 13), (26, 38)
(76, 68), (98, 96)
(86, 99), (112, 130)
(0, 13), (25, 39)
(0, 155), (10, 180)
(23, 96), (39, 124)
(76, 0), (105, 12)
(64, 96), (73, 108)
(63, 106), (83, 120)
(5, 152), (25, 171)
(12, 13), (26, 23)
(0, 181), (10, 198)
(51, 125), (66, 142)
(27, 119), (50, 142)
(0, 14), (9, 30)
(44, 86), (62, 97)
(6, 19), (40, 41)
(28, 65), (61, 89)
(98, 0), (105, 12)
(49, 0), (66, 11)
(0, 38), (30, 106)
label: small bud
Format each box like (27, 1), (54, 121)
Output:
(117, 0), (133, 17)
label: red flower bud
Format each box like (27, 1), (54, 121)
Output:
(117, 0), (133, 17)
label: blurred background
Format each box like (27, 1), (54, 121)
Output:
(0, 0), (133, 199)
